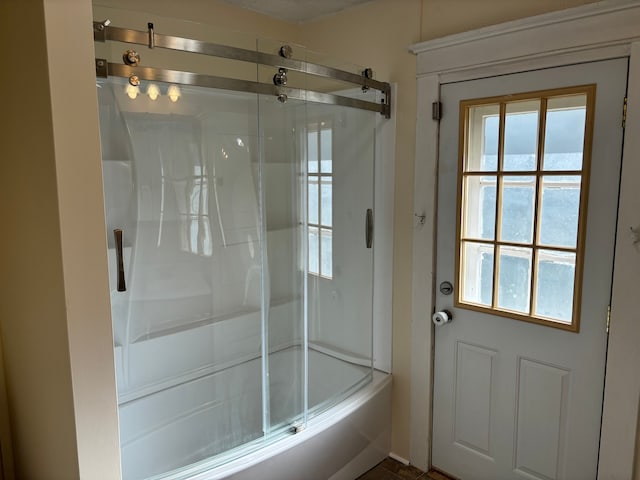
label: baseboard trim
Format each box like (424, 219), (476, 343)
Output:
(388, 452), (410, 465)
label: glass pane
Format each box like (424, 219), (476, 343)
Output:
(538, 176), (581, 248)
(320, 177), (332, 227)
(308, 130), (318, 173)
(309, 226), (319, 275)
(499, 176), (536, 244)
(534, 250), (576, 323)
(320, 228), (333, 277)
(320, 127), (332, 173)
(465, 104), (499, 172)
(503, 100), (540, 171)
(460, 241), (494, 307)
(543, 95), (586, 171)
(306, 101), (374, 414)
(259, 91), (305, 433)
(308, 177), (319, 225)
(497, 246), (532, 314)
(462, 175), (496, 240)
(99, 75), (267, 478)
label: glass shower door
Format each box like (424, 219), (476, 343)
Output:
(257, 93), (307, 435)
(256, 38), (308, 437)
(95, 10), (384, 476)
(98, 78), (268, 479)
(305, 99), (376, 414)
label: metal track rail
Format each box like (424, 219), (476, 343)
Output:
(96, 61), (389, 115)
(93, 21), (391, 117)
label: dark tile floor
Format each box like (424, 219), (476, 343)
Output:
(356, 457), (453, 480)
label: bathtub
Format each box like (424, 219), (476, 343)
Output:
(116, 321), (391, 480)
(194, 370), (391, 480)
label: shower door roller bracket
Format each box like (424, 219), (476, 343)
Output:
(273, 68), (288, 86)
(123, 49), (141, 66)
(361, 68), (373, 92)
(279, 45), (293, 59)
(148, 22), (155, 49)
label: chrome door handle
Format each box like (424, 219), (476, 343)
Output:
(114, 229), (126, 292)
(365, 208), (373, 249)
(432, 310), (452, 326)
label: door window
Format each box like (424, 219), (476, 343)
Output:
(456, 86), (595, 331)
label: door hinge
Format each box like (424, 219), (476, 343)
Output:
(622, 97), (627, 128)
(606, 305), (611, 333)
(432, 101), (442, 121)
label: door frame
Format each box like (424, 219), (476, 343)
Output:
(409, 1), (640, 476)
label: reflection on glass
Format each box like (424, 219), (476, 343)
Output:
(503, 100), (540, 171)
(543, 95), (586, 171)
(308, 130), (318, 173)
(535, 250), (576, 323)
(309, 226), (319, 275)
(320, 228), (332, 277)
(539, 176), (581, 248)
(462, 175), (496, 240)
(307, 122), (333, 279)
(321, 178), (332, 227)
(465, 104), (499, 172)
(497, 246), (532, 314)
(308, 179), (319, 224)
(460, 241), (494, 306)
(320, 128), (332, 173)
(305, 101), (374, 418)
(499, 176), (536, 244)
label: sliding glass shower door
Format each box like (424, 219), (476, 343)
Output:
(304, 99), (376, 414)
(95, 11), (381, 478)
(99, 77), (293, 479)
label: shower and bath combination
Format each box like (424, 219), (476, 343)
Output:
(95, 17), (392, 480)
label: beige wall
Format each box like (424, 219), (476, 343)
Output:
(421, 0), (599, 41)
(93, 0), (301, 44)
(0, 339), (14, 479)
(0, 0), (120, 478)
(0, 0), (609, 477)
(0, 1), (81, 477)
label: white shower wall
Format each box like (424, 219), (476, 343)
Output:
(99, 82), (304, 405)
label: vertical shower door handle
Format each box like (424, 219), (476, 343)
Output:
(114, 229), (126, 292)
(365, 209), (373, 249)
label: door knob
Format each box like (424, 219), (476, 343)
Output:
(432, 310), (452, 326)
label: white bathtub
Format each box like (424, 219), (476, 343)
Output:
(117, 340), (391, 480)
(190, 370), (391, 480)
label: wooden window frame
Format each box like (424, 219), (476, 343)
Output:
(454, 85), (596, 332)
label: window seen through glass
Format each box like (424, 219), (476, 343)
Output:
(308, 124), (333, 278)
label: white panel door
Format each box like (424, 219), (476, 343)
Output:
(432, 58), (628, 480)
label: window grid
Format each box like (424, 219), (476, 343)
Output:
(308, 123), (333, 279)
(456, 85), (595, 332)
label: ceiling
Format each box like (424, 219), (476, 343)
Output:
(218, 0), (375, 24)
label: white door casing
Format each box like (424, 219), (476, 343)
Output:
(410, 1), (640, 476)
(432, 58), (627, 480)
